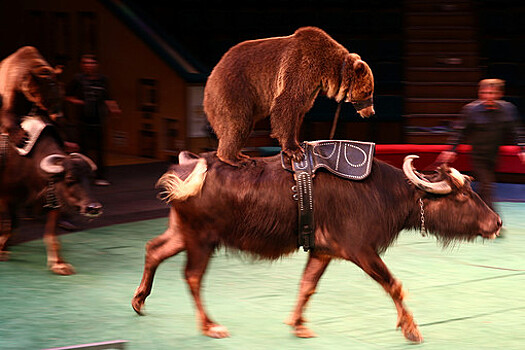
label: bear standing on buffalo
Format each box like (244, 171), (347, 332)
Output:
(0, 46), (62, 147)
(204, 26), (375, 166)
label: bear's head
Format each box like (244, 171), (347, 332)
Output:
(339, 54), (375, 118)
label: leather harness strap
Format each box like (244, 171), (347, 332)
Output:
(0, 133), (8, 168)
(282, 140), (375, 252)
(43, 178), (61, 210)
(291, 151), (315, 251)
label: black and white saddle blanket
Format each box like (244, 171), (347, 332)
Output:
(15, 116), (50, 156)
(281, 140), (375, 180)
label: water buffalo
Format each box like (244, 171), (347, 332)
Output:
(132, 151), (501, 343)
(0, 124), (102, 275)
(0, 46), (62, 146)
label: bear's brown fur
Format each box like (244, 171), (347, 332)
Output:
(204, 26), (375, 166)
(0, 46), (61, 144)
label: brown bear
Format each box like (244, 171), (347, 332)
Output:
(0, 46), (62, 146)
(204, 26), (375, 166)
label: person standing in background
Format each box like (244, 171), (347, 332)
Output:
(437, 79), (525, 210)
(65, 54), (120, 186)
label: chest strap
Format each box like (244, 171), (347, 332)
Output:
(0, 133), (8, 168)
(291, 153), (315, 252)
(43, 179), (61, 210)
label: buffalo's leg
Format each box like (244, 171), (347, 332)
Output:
(352, 248), (423, 343)
(0, 231), (11, 261)
(184, 243), (228, 338)
(44, 209), (75, 275)
(286, 253), (331, 338)
(0, 218), (11, 261)
(0, 201), (12, 260)
(132, 209), (186, 314)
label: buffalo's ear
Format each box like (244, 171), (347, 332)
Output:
(447, 167), (467, 189)
(54, 65), (63, 75)
(437, 162), (450, 173)
(425, 169), (444, 183)
(437, 163), (467, 189)
(433, 164), (454, 184)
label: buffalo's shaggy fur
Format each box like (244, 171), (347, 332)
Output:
(204, 27), (375, 166)
(133, 151), (501, 342)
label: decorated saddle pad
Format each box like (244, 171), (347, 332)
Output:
(282, 140), (375, 180)
(16, 116), (50, 156)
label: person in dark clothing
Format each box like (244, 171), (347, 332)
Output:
(65, 54), (120, 186)
(437, 79), (525, 210)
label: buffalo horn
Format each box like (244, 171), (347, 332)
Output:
(40, 154), (66, 174)
(403, 155), (452, 194)
(448, 167), (466, 188)
(70, 153), (98, 171)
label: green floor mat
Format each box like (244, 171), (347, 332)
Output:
(1, 202), (524, 349)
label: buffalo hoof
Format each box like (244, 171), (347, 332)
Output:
(403, 327), (423, 343)
(293, 325), (317, 338)
(131, 294), (146, 315)
(203, 325), (230, 338)
(50, 262), (76, 275)
(0, 250), (10, 261)
(284, 316), (307, 325)
(399, 321), (423, 343)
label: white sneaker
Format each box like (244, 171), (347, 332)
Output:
(94, 179), (111, 186)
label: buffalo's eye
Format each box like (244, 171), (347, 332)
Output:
(65, 175), (77, 186)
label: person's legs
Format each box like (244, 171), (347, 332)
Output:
(472, 157), (496, 210)
(95, 125), (106, 178)
(82, 124), (109, 185)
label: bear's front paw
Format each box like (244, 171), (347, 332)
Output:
(284, 146), (305, 162)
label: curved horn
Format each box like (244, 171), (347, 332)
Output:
(70, 152), (97, 171)
(403, 155), (452, 194)
(40, 154), (66, 174)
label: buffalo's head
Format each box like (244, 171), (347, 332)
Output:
(40, 153), (102, 217)
(403, 155), (502, 243)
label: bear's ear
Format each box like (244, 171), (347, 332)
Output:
(342, 54), (361, 80)
(353, 60), (365, 75)
(336, 54), (361, 102)
(348, 53), (361, 63)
